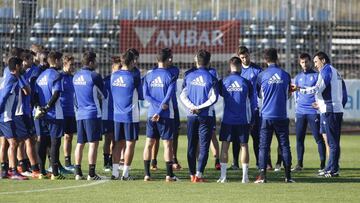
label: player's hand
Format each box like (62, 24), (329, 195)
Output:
(34, 106), (46, 119)
(312, 102), (319, 109)
(290, 84), (299, 92)
(161, 104), (169, 110)
(190, 109), (200, 114)
(151, 114), (160, 122)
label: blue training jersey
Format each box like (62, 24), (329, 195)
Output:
(60, 72), (75, 117)
(180, 67), (218, 117)
(73, 67), (106, 120)
(294, 69), (318, 114)
(241, 63), (262, 108)
(143, 68), (176, 118)
(111, 69), (143, 123)
(0, 73), (24, 122)
(220, 72), (255, 125)
(102, 75), (113, 121)
(257, 64), (291, 120)
(300, 64), (344, 113)
(35, 68), (63, 120)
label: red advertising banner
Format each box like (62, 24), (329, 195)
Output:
(120, 20), (240, 54)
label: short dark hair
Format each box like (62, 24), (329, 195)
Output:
(82, 51), (97, 66)
(237, 46), (249, 55)
(63, 55), (74, 63)
(229, 56), (242, 68)
(196, 49), (211, 66)
(263, 48), (278, 63)
(299, 53), (311, 61)
(111, 56), (121, 64)
(10, 47), (25, 58)
(121, 50), (135, 66)
(157, 48), (172, 62)
(314, 51), (330, 64)
(47, 51), (63, 65)
(8, 57), (23, 71)
(21, 51), (33, 61)
(128, 48), (139, 57)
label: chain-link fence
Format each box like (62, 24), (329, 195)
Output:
(1, 0), (360, 78)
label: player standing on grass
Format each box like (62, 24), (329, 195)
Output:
(254, 48), (294, 183)
(217, 57), (255, 183)
(60, 55), (77, 172)
(34, 51), (65, 180)
(0, 57), (30, 180)
(231, 46), (263, 170)
(298, 52), (345, 177)
(73, 52), (106, 180)
(111, 51), (143, 180)
(142, 48), (178, 182)
(180, 49), (218, 182)
(292, 53), (326, 172)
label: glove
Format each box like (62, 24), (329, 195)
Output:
(34, 106), (46, 119)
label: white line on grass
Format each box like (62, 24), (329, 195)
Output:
(0, 180), (109, 195)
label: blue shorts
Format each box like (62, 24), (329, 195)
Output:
(0, 121), (17, 139)
(34, 118), (48, 136)
(114, 122), (139, 141)
(63, 116), (77, 134)
(219, 123), (250, 143)
(13, 115), (35, 139)
(102, 120), (114, 134)
(35, 119), (64, 138)
(320, 114), (326, 134)
(146, 118), (174, 140)
(77, 118), (102, 143)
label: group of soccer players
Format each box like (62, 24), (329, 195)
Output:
(0, 44), (346, 183)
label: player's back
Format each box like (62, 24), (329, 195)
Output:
(257, 64), (291, 120)
(0, 73), (18, 122)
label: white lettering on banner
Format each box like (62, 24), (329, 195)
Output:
(154, 29), (224, 47)
(139, 79), (360, 121)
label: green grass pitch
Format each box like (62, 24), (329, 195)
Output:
(1, 135), (360, 202)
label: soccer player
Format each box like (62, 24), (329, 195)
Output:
(111, 51), (143, 180)
(102, 62), (115, 173)
(73, 52), (106, 180)
(60, 55), (76, 172)
(0, 57), (30, 180)
(254, 48), (294, 183)
(298, 52), (345, 177)
(142, 48), (178, 182)
(217, 57), (255, 183)
(232, 46), (263, 170)
(34, 51), (65, 180)
(292, 53), (326, 172)
(13, 51), (42, 178)
(180, 49), (218, 182)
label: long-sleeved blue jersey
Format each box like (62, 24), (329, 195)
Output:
(180, 67), (218, 117)
(73, 67), (106, 120)
(111, 69), (143, 123)
(294, 69), (318, 114)
(0, 73), (25, 122)
(300, 64), (345, 113)
(143, 68), (176, 118)
(35, 68), (63, 120)
(102, 75), (113, 121)
(220, 72), (255, 125)
(241, 63), (262, 109)
(60, 72), (75, 117)
(257, 64), (291, 120)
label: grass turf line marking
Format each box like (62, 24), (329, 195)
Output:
(0, 180), (108, 195)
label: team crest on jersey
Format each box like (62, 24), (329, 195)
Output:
(190, 76), (206, 86)
(38, 75), (48, 86)
(227, 81), (243, 92)
(112, 76), (126, 87)
(150, 76), (164, 87)
(268, 73), (283, 84)
(310, 76), (313, 81)
(250, 73), (254, 78)
(74, 75), (86, 85)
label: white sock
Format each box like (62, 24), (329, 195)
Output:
(112, 164), (119, 177)
(220, 163), (227, 179)
(242, 163), (249, 179)
(122, 165), (130, 177)
(195, 171), (202, 178)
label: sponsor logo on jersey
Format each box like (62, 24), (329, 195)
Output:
(190, 76), (206, 86)
(74, 75), (86, 85)
(112, 76), (126, 87)
(268, 73), (283, 84)
(227, 81), (243, 91)
(150, 76), (164, 87)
